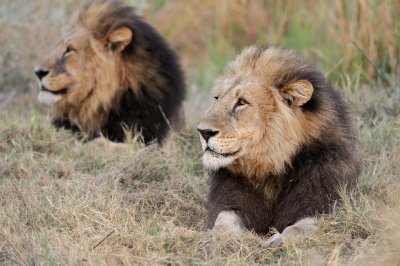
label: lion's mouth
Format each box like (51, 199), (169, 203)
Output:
(205, 147), (240, 158)
(41, 86), (69, 95)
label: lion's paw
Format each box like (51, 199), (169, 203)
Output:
(265, 233), (284, 246)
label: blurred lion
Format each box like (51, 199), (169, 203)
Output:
(198, 45), (361, 245)
(34, 0), (185, 144)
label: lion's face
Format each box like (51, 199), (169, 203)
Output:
(198, 46), (318, 179)
(198, 77), (271, 170)
(35, 29), (90, 105)
(34, 26), (132, 107)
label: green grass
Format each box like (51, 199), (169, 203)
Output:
(1, 0), (400, 265)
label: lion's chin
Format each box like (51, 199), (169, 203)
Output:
(202, 151), (235, 170)
(38, 90), (62, 105)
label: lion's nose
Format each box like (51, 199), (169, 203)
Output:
(197, 128), (219, 142)
(34, 68), (49, 81)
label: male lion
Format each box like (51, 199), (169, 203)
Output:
(34, 0), (185, 144)
(197, 45), (361, 245)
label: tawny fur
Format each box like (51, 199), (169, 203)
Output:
(209, 46), (335, 183)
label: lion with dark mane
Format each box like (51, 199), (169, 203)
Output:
(34, 0), (185, 144)
(197, 45), (361, 245)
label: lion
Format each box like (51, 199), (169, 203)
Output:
(34, 0), (185, 144)
(197, 45), (362, 245)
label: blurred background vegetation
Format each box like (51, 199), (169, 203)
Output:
(0, 0), (399, 95)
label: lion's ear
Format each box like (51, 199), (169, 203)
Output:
(280, 80), (313, 107)
(107, 27), (133, 53)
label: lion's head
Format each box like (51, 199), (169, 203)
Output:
(198, 45), (333, 181)
(34, 0), (146, 134)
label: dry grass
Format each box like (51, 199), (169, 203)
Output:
(0, 0), (399, 265)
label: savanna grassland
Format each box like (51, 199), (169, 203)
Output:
(0, 0), (399, 265)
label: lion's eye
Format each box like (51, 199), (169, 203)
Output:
(63, 46), (76, 57)
(214, 96), (219, 100)
(233, 98), (248, 112)
(236, 98), (248, 107)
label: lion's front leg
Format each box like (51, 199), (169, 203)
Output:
(266, 217), (316, 246)
(212, 210), (245, 234)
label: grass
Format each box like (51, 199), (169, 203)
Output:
(0, 0), (399, 265)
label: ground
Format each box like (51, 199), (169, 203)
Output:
(0, 0), (399, 265)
